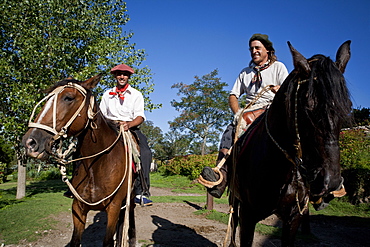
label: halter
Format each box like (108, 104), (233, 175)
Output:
(28, 82), (96, 162)
(28, 82), (96, 141)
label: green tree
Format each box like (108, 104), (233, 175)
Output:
(0, 0), (159, 199)
(140, 120), (164, 152)
(169, 69), (230, 155)
(154, 130), (192, 162)
(352, 107), (370, 126)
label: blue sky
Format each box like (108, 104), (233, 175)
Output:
(124, 0), (370, 133)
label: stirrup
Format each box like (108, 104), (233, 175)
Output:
(331, 184), (346, 197)
(198, 167), (224, 189)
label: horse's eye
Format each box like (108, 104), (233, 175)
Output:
(63, 95), (74, 102)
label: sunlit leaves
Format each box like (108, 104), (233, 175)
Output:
(169, 69), (230, 155)
(0, 0), (159, 148)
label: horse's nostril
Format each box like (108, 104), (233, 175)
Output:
(26, 138), (37, 150)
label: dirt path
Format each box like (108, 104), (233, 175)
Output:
(8, 187), (370, 247)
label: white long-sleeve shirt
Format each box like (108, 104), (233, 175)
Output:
(99, 85), (146, 121)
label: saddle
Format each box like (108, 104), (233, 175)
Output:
(242, 108), (265, 125)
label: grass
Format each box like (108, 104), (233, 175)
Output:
(310, 198), (370, 218)
(1, 173), (369, 245)
(0, 179), (71, 245)
(150, 172), (205, 193)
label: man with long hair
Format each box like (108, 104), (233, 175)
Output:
(200, 34), (289, 198)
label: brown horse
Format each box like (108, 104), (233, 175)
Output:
(22, 75), (136, 247)
(228, 41), (352, 246)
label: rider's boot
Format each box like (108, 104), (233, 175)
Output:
(200, 149), (228, 198)
(63, 189), (74, 199)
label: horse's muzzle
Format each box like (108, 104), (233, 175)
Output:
(22, 129), (53, 160)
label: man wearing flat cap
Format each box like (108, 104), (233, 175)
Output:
(200, 34), (289, 198)
(99, 63), (153, 206)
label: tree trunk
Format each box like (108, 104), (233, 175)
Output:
(16, 148), (26, 199)
(201, 134), (207, 156)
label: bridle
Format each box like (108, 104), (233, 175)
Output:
(28, 82), (96, 160)
(28, 82), (96, 141)
(28, 82), (136, 212)
(265, 77), (314, 215)
(265, 78), (312, 167)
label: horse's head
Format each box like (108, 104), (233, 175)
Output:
(285, 41), (352, 197)
(22, 75), (101, 160)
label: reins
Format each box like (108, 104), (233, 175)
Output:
(28, 82), (136, 208)
(265, 77), (314, 215)
(58, 125), (135, 206)
(28, 82), (138, 246)
(223, 79), (313, 246)
(198, 84), (275, 189)
(220, 85), (275, 247)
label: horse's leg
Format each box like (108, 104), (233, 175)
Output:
(115, 207), (125, 247)
(128, 198), (136, 247)
(281, 212), (302, 247)
(238, 203), (256, 247)
(70, 201), (88, 247)
(104, 205), (121, 247)
(300, 208), (311, 234)
(115, 201), (136, 247)
(229, 198), (239, 247)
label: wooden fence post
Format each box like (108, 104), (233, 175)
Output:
(206, 192), (213, 210)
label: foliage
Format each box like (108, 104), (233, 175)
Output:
(339, 129), (370, 204)
(0, 0), (159, 198)
(160, 154), (217, 180)
(169, 69), (230, 155)
(154, 130), (192, 161)
(140, 120), (164, 152)
(1, 0), (149, 145)
(27, 167), (61, 181)
(0, 138), (14, 164)
(352, 107), (370, 126)
(0, 138), (16, 183)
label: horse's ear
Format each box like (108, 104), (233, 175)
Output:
(82, 74), (102, 89)
(287, 41), (311, 75)
(335, 40), (351, 73)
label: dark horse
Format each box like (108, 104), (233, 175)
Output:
(228, 41), (352, 246)
(22, 75), (136, 247)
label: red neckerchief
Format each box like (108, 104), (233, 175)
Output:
(109, 84), (129, 100)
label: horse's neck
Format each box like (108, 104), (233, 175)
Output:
(267, 102), (289, 131)
(78, 113), (120, 156)
(265, 100), (297, 153)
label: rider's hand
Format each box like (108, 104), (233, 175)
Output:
(119, 121), (130, 131)
(270, 85), (280, 93)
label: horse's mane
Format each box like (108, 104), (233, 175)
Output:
(285, 54), (352, 133)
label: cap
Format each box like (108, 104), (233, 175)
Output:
(110, 64), (135, 74)
(249, 33), (275, 51)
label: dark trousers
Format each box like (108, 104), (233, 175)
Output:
(132, 129), (152, 197)
(219, 123), (235, 150)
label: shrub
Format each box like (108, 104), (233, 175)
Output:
(27, 167), (61, 181)
(339, 129), (370, 204)
(160, 154), (217, 180)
